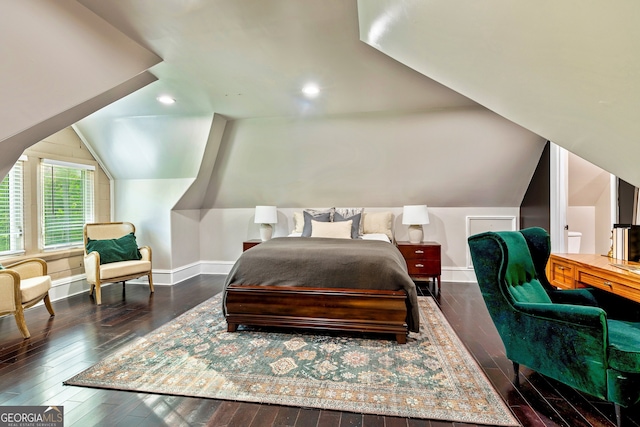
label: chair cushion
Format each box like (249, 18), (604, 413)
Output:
(99, 260), (151, 281)
(608, 319), (640, 372)
(86, 233), (142, 265)
(20, 275), (52, 304)
(498, 232), (552, 304)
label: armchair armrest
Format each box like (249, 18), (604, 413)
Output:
(5, 258), (48, 280)
(515, 301), (607, 329)
(0, 270), (20, 312)
(139, 246), (152, 262)
(84, 251), (101, 283)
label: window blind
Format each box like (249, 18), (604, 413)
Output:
(41, 160), (94, 249)
(0, 161), (24, 255)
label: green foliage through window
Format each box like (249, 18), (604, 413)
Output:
(41, 160), (94, 249)
(0, 161), (24, 255)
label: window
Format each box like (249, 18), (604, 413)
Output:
(41, 159), (95, 249)
(0, 159), (25, 255)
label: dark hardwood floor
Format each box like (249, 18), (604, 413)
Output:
(1, 277), (638, 427)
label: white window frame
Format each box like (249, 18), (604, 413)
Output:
(40, 159), (95, 250)
(0, 156), (26, 256)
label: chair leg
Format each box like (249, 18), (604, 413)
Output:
(614, 403), (622, 427)
(14, 307), (31, 339)
(512, 361), (520, 385)
(44, 294), (55, 316)
(148, 271), (154, 293)
(94, 283), (102, 305)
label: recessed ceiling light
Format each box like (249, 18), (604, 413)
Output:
(301, 83), (320, 98)
(157, 95), (176, 105)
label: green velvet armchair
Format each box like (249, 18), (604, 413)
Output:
(468, 227), (640, 427)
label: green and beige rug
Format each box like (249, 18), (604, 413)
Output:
(65, 294), (519, 426)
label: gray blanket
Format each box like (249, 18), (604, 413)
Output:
(223, 237), (419, 332)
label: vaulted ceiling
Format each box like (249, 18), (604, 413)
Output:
(2, 1), (636, 210)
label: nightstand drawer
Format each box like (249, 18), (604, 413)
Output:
(406, 259), (441, 276)
(397, 245), (439, 260)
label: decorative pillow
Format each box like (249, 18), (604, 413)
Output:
(0, 263), (4, 270)
(305, 207), (335, 218)
(362, 211), (394, 240)
(334, 207), (364, 235)
(292, 212), (304, 233)
(86, 232), (142, 265)
(301, 208), (333, 237)
(311, 219), (352, 239)
(333, 211), (361, 239)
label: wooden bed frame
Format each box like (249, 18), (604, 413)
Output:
(225, 284), (409, 344)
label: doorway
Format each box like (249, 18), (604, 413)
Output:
(550, 143), (615, 255)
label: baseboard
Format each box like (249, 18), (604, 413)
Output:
(127, 261), (233, 286)
(442, 267), (478, 283)
(135, 262), (202, 286)
(200, 260), (235, 275)
(49, 274), (90, 302)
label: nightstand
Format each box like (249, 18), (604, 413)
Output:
(242, 240), (262, 251)
(396, 241), (441, 294)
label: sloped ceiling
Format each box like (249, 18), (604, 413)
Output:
(76, 0), (480, 119)
(70, 0), (544, 209)
(3, 1), (550, 209)
(358, 0), (640, 188)
(0, 0), (161, 178)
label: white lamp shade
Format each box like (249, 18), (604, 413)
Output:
(402, 205), (429, 225)
(254, 205), (278, 224)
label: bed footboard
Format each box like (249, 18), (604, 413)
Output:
(225, 285), (409, 344)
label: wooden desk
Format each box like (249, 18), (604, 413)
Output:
(547, 253), (640, 303)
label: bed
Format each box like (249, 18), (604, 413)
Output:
(222, 223), (420, 344)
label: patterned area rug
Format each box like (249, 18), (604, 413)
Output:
(65, 294), (519, 426)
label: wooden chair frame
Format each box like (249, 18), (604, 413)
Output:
(83, 222), (154, 305)
(0, 258), (54, 338)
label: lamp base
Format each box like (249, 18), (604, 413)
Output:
(260, 223), (273, 241)
(407, 224), (423, 244)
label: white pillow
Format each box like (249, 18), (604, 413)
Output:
(292, 212), (304, 233)
(361, 233), (391, 243)
(362, 211), (394, 240)
(334, 207), (364, 235)
(311, 219), (352, 239)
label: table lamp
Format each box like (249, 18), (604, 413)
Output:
(402, 205), (429, 243)
(255, 206), (278, 241)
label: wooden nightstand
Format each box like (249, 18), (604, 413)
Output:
(242, 240), (262, 251)
(396, 241), (442, 294)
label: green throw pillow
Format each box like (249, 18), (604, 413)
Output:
(86, 232), (142, 265)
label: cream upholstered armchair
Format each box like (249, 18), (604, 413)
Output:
(83, 222), (154, 305)
(0, 258), (54, 339)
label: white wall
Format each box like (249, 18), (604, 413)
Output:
(198, 206), (519, 282)
(567, 206), (595, 254)
(114, 178), (194, 283)
(205, 109), (544, 209)
(171, 209), (202, 266)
